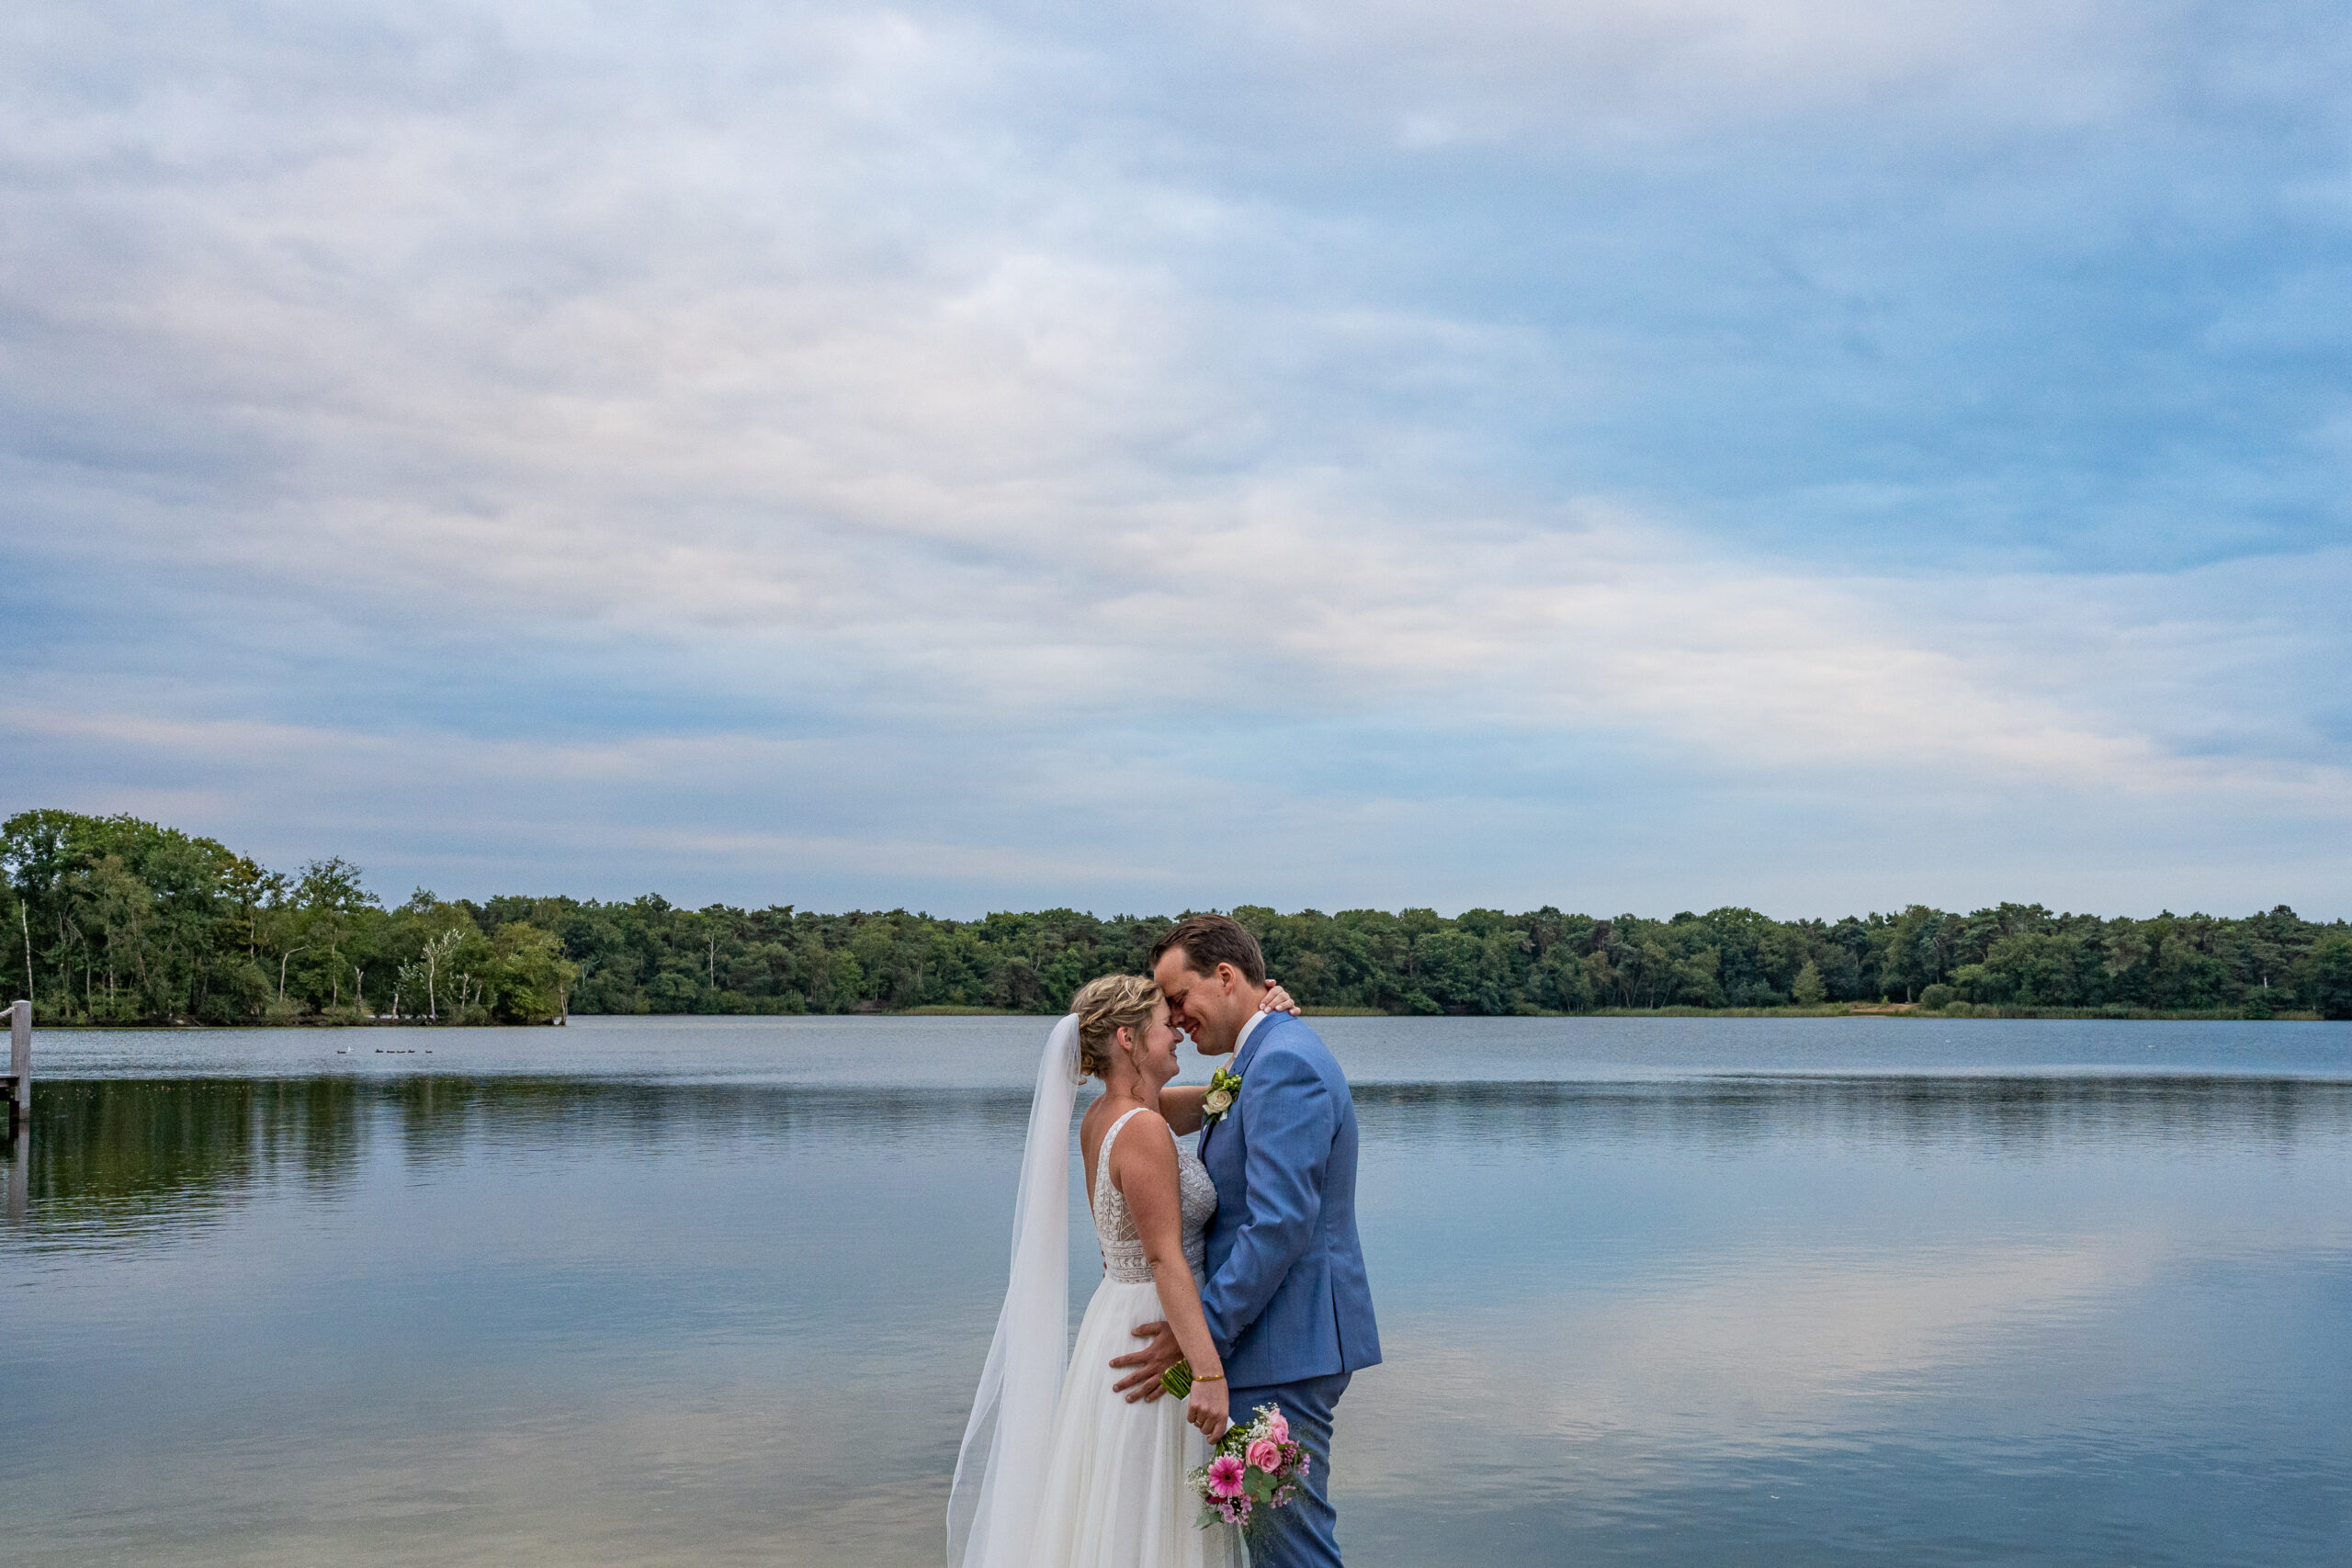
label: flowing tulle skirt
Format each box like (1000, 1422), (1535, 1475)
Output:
(1029, 1276), (1245, 1568)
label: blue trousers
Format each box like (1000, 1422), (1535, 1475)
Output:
(1227, 1371), (1351, 1568)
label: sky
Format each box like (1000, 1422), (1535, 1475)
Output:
(4, 0), (2348, 919)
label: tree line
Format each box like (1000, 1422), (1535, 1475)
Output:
(6, 808), (2349, 1024)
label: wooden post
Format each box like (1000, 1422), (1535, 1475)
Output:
(3, 999), (23, 1220)
(7, 999), (27, 1128)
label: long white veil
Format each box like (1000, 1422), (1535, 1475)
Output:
(946, 1012), (1083, 1568)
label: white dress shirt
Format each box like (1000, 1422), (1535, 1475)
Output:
(1230, 1004), (1270, 1059)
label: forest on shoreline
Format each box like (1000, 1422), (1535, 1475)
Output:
(7, 808), (2350, 1025)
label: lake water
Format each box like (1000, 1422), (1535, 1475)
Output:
(4, 1015), (2348, 1566)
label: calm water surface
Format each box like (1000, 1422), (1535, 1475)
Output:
(3, 1016), (2347, 1566)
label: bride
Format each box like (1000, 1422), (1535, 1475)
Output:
(949, 974), (1293, 1568)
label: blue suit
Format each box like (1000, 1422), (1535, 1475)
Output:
(1198, 1011), (1379, 1566)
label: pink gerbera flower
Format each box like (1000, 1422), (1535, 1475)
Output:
(1206, 1454), (1247, 1499)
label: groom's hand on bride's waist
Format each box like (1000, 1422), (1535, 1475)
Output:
(1110, 1321), (1183, 1403)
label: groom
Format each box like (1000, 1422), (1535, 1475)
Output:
(1113, 913), (1380, 1568)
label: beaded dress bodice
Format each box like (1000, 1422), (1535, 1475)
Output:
(1090, 1106), (1217, 1284)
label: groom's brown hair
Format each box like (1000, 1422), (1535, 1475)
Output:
(1148, 913), (1267, 987)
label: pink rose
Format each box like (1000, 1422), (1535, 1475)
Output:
(1264, 1411), (1289, 1444)
(1206, 1455), (1247, 1499)
(1247, 1438), (1283, 1473)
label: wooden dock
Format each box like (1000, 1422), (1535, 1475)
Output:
(2, 999), (25, 1130)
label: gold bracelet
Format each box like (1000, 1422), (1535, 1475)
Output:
(1193, 1370), (1226, 1382)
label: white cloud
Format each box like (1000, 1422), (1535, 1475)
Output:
(3, 0), (2347, 911)
(1339, 1228), (2173, 1503)
(1190, 0), (2177, 152)
(15, 65), (2340, 807)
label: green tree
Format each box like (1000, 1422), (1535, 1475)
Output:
(0, 804), (2338, 1026)
(490, 922), (578, 1022)
(289, 857), (379, 1013)
(2299, 931), (2352, 1021)
(74, 854), (151, 1020)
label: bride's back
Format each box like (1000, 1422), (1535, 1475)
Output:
(1083, 1099), (1214, 1283)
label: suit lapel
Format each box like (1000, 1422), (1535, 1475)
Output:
(1204, 1014), (1280, 1161)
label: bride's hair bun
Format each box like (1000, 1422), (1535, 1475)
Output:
(1069, 974), (1162, 1079)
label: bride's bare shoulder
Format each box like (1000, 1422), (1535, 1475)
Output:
(1106, 1106), (1180, 1180)
(1080, 1096), (1154, 1175)
(1116, 1104), (1172, 1138)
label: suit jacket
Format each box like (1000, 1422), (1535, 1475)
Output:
(1197, 1011), (1381, 1386)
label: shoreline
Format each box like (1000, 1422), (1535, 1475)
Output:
(28, 1003), (2329, 1029)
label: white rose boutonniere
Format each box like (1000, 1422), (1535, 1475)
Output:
(1201, 1067), (1243, 1130)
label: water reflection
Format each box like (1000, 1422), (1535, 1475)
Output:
(15, 1074), (2351, 1240)
(1360, 1074), (2352, 1154)
(5, 1054), (2349, 1568)
(10, 1078), (1041, 1242)
(20, 1078), (367, 1236)
(4, 1125), (25, 1220)
(22, 1072), (2352, 1241)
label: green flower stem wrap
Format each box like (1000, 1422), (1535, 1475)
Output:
(1160, 1360), (1195, 1399)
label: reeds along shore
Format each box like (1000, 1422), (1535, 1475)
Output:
(8, 808), (2350, 1026)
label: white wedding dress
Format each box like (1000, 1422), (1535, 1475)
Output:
(1025, 1106), (1243, 1568)
(948, 1016), (1242, 1568)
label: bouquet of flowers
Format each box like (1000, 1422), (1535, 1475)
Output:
(1185, 1403), (1306, 1530)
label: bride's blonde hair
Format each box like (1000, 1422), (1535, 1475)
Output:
(1069, 974), (1162, 1079)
